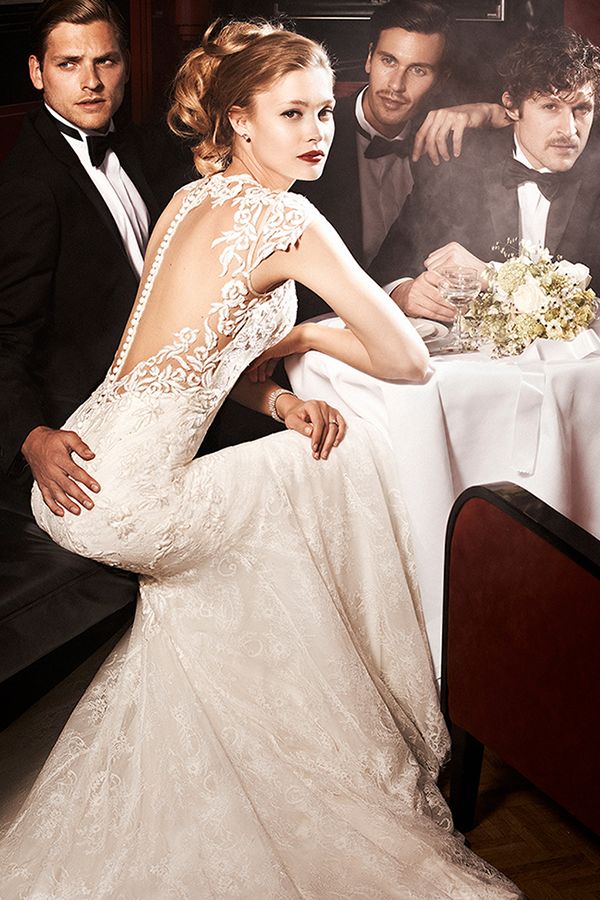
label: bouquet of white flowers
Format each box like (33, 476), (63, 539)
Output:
(461, 241), (598, 357)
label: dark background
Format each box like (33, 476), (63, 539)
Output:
(1, 0), (599, 159)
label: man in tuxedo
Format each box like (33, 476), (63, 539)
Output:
(0, 1), (192, 706)
(371, 26), (600, 314)
(293, 0), (508, 321)
(0, 0), (188, 517)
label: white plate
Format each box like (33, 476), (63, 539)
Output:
(410, 318), (449, 343)
(317, 315), (449, 344)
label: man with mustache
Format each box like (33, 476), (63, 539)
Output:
(293, 0), (509, 322)
(371, 26), (600, 310)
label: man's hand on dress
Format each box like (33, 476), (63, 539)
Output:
(275, 393), (347, 461)
(391, 273), (455, 321)
(413, 102), (509, 165)
(21, 425), (100, 517)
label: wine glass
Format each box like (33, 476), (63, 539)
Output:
(438, 266), (481, 353)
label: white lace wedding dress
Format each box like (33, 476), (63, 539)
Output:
(1, 174), (521, 898)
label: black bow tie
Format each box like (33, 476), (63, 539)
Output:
(364, 134), (411, 160)
(50, 113), (115, 167)
(356, 121), (411, 160)
(86, 133), (115, 167)
(503, 158), (566, 201)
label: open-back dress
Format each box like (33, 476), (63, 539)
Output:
(1, 173), (520, 898)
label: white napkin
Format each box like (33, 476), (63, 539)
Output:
(511, 328), (600, 475)
(519, 327), (600, 362)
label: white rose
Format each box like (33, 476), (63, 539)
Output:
(512, 273), (548, 314)
(554, 259), (591, 290)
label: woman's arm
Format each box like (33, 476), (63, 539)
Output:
(251, 214), (429, 382)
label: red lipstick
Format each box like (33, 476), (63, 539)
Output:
(298, 150), (324, 163)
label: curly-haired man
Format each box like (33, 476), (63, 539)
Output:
(371, 26), (600, 315)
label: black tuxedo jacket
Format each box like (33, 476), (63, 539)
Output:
(370, 127), (600, 291)
(0, 108), (191, 480)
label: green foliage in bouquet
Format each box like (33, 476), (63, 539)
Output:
(461, 242), (598, 357)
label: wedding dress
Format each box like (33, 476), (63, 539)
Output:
(1, 174), (521, 898)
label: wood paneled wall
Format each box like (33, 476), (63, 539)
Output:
(565, 0), (600, 46)
(129, 0), (215, 124)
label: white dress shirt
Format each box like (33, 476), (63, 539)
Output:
(354, 89), (414, 267)
(46, 104), (150, 277)
(513, 136), (551, 249)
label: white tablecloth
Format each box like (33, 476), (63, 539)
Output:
(287, 322), (600, 674)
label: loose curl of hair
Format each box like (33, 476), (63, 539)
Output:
(500, 26), (600, 111)
(168, 20), (333, 176)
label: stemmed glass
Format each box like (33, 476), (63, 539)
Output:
(438, 266), (481, 353)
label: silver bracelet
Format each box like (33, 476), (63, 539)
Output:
(268, 388), (295, 423)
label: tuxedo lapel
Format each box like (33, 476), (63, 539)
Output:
(33, 110), (138, 265)
(67, 165), (127, 254)
(545, 176), (583, 255)
(483, 158), (520, 252)
(324, 95), (364, 260)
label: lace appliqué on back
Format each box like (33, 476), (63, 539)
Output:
(104, 175), (314, 406)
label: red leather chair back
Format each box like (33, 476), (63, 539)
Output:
(443, 483), (600, 835)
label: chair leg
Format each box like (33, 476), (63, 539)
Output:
(449, 724), (484, 833)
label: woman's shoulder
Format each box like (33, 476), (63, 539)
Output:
(257, 183), (317, 232)
(225, 174), (319, 238)
(205, 174), (321, 274)
(231, 175), (316, 216)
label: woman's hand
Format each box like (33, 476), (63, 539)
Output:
(247, 324), (314, 383)
(276, 392), (347, 460)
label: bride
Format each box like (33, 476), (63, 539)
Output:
(1, 19), (521, 899)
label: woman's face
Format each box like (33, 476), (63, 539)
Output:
(233, 65), (335, 189)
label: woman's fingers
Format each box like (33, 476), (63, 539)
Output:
(318, 419), (340, 459)
(304, 402), (347, 458)
(303, 401), (326, 458)
(332, 413), (346, 446)
(284, 399), (347, 459)
(318, 408), (347, 457)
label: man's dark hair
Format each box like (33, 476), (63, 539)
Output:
(368, 0), (453, 50)
(500, 26), (600, 109)
(31, 0), (128, 63)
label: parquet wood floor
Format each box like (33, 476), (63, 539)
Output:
(441, 751), (600, 899)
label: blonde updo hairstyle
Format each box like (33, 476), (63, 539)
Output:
(168, 20), (333, 176)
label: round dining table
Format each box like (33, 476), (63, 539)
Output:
(287, 318), (600, 674)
